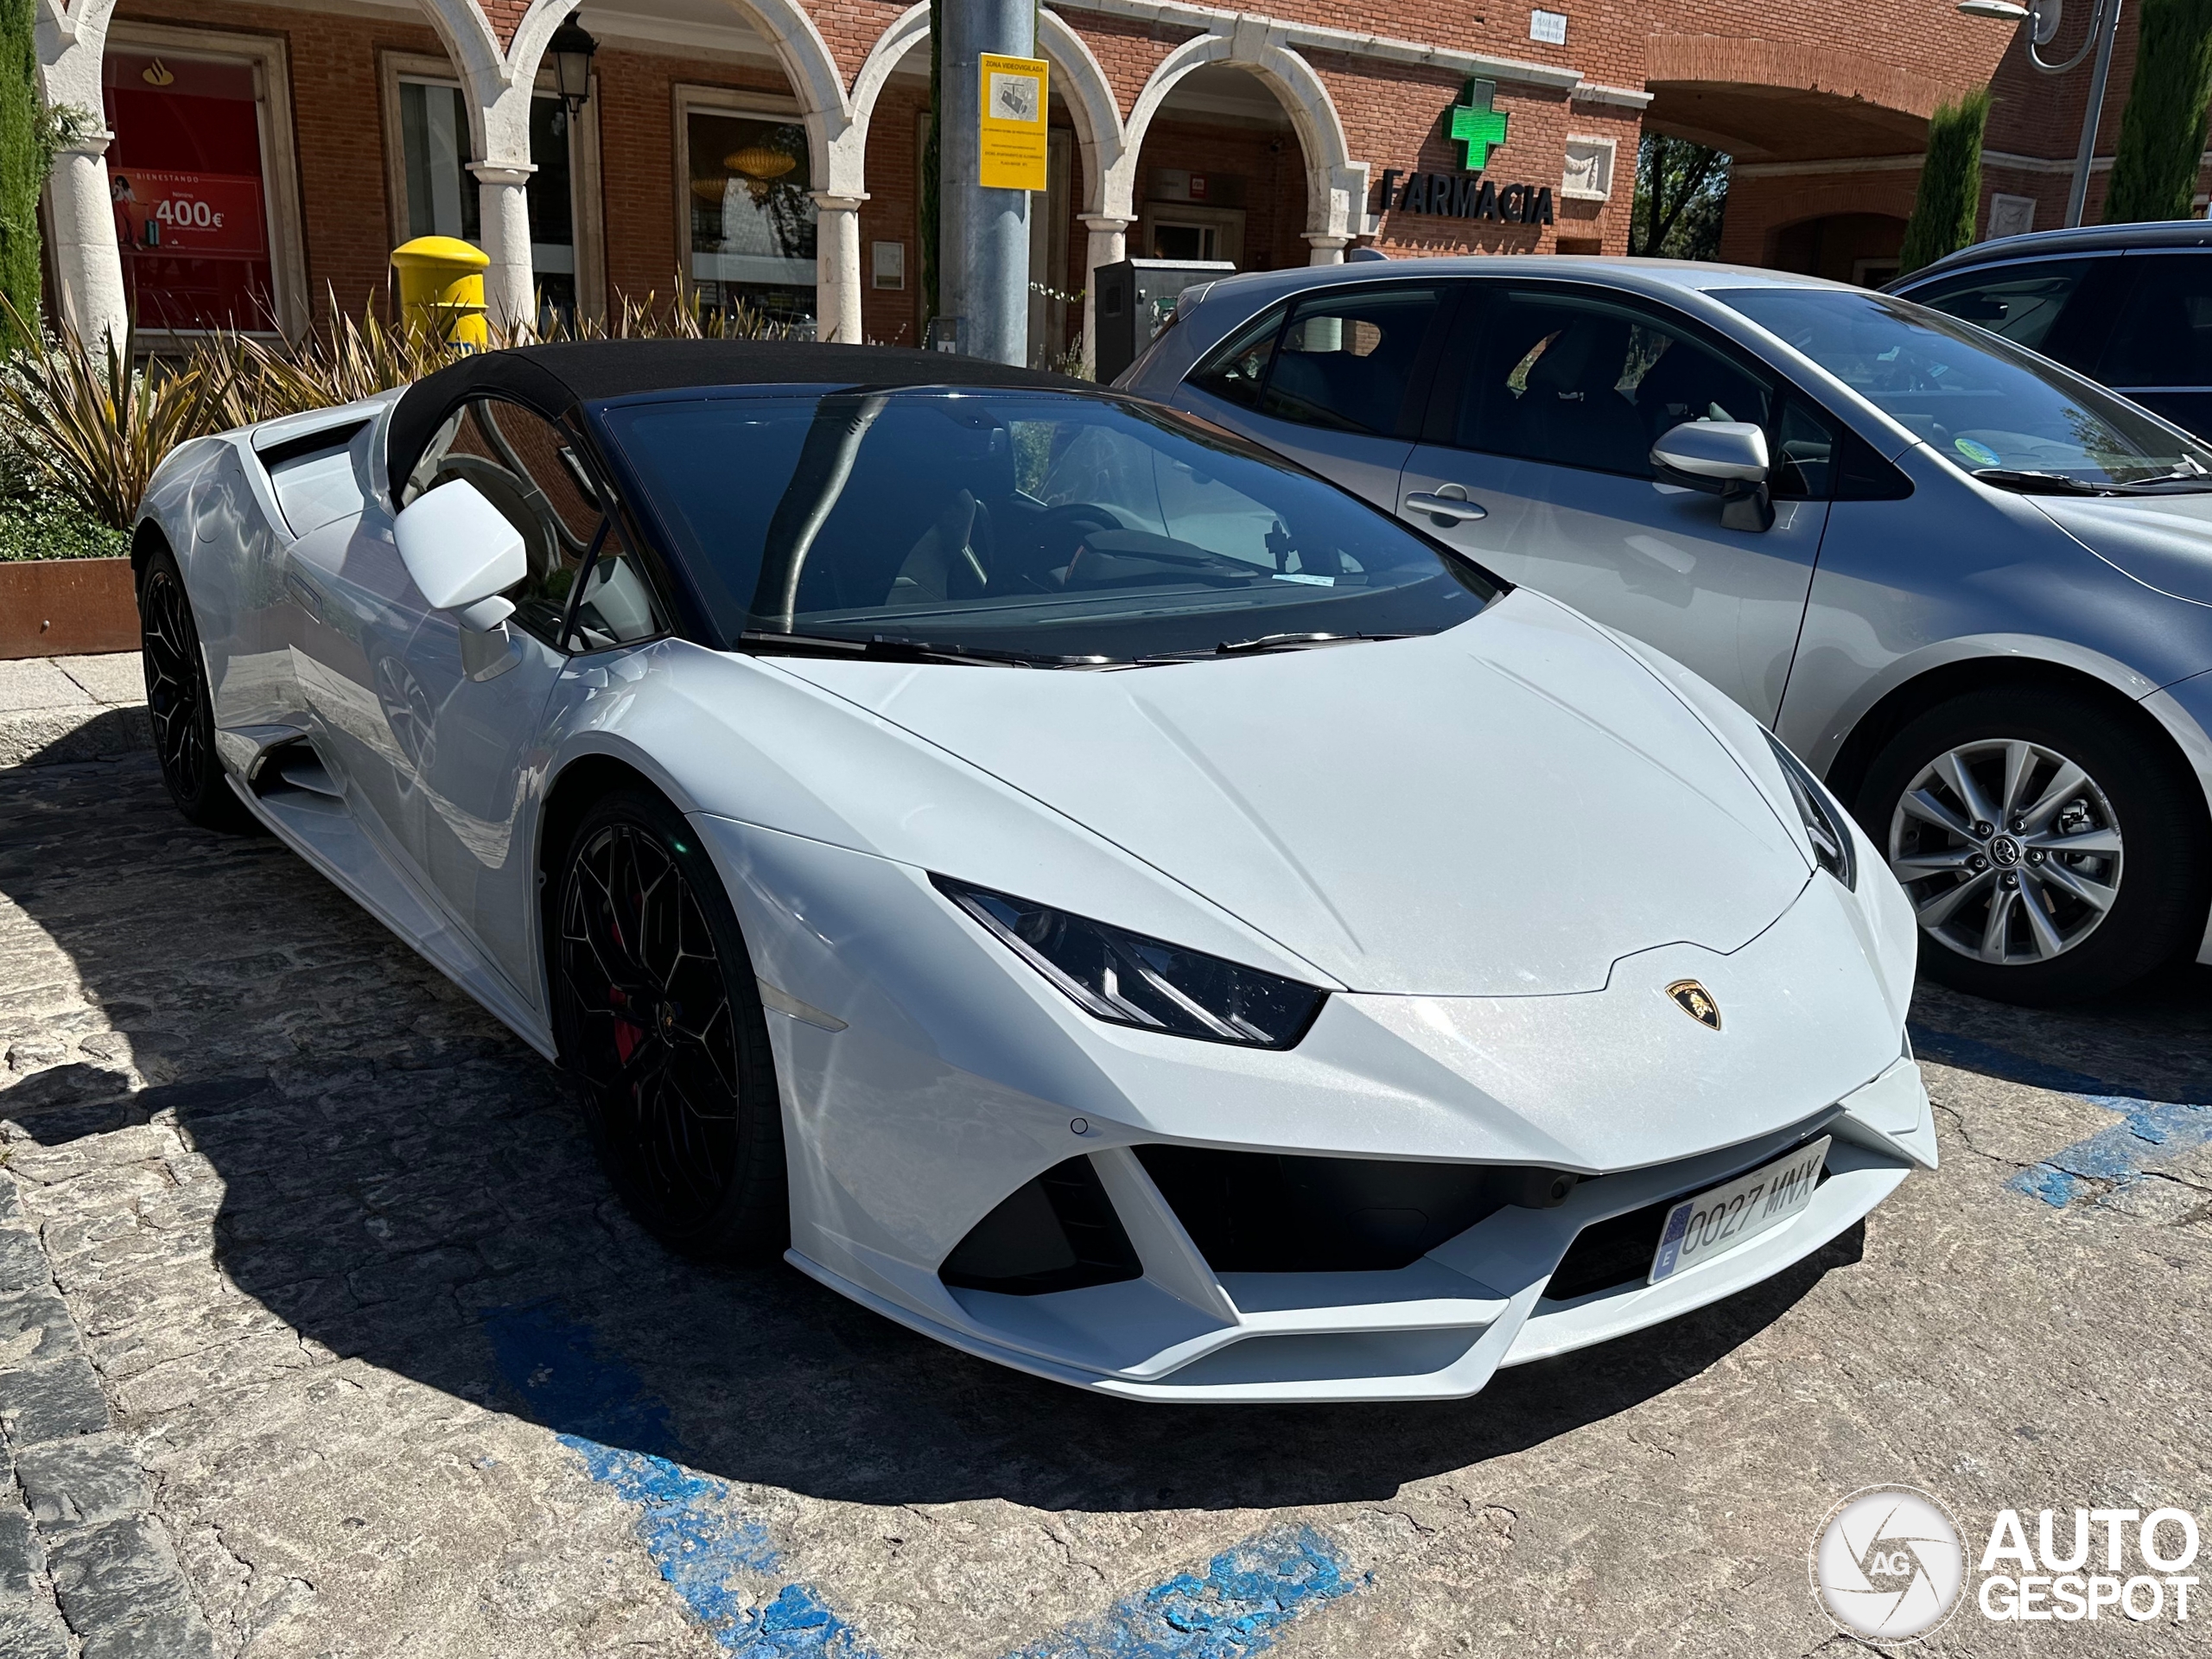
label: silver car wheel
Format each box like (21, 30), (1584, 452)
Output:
(1887, 739), (2123, 966)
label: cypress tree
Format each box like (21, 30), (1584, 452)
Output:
(2104, 0), (2212, 222)
(0, 0), (42, 350)
(1899, 86), (1991, 275)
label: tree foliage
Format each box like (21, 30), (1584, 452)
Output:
(1627, 135), (1730, 261)
(0, 0), (41, 351)
(2105, 0), (2212, 223)
(1899, 86), (1990, 275)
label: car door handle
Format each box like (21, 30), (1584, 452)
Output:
(1403, 491), (1488, 523)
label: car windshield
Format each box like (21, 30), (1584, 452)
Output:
(597, 388), (1497, 664)
(1716, 286), (2212, 489)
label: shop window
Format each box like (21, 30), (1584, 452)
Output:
(392, 74), (580, 330)
(103, 49), (277, 333)
(682, 103), (816, 334)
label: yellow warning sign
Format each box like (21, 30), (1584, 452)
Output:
(977, 54), (1048, 192)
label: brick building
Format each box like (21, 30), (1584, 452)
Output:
(29, 0), (2151, 370)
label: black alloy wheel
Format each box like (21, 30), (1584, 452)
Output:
(139, 546), (253, 831)
(552, 788), (787, 1259)
(1856, 685), (2209, 1006)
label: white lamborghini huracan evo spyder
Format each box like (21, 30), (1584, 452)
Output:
(131, 340), (1932, 1402)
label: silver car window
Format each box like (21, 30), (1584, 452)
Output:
(1719, 287), (2212, 486)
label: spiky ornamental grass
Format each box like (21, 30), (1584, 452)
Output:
(1900, 86), (1991, 276)
(2105, 0), (2212, 222)
(0, 285), (791, 540)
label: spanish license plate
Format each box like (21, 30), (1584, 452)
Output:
(1648, 1136), (1829, 1285)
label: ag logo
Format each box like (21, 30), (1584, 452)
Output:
(1665, 979), (1721, 1029)
(1811, 1486), (1967, 1641)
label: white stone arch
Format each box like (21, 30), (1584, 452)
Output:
(413, 0), (861, 335)
(1117, 23), (1369, 262)
(1037, 12), (1128, 223)
(848, 6), (1128, 358)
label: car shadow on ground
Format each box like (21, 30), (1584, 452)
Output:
(3, 749), (1871, 1515)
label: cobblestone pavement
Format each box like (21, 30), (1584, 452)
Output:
(1, 743), (2209, 1657)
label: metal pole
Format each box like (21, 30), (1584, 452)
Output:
(940, 0), (1032, 364)
(2065, 0), (2124, 226)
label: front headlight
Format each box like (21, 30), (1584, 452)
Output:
(932, 876), (1326, 1048)
(1765, 734), (1858, 890)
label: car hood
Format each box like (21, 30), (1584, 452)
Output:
(2034, 492), (2212, 607)
(767, 591), (1811, 996)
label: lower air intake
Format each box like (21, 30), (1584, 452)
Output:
(1135, 1146), (1573, 1274)
(938, 1156), (1142, 1295)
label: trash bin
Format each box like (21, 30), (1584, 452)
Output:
(391, 236), (490, 348)
(1092, 258), (1236, 384)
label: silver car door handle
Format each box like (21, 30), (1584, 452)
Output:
(1403, 491), (1488, 522)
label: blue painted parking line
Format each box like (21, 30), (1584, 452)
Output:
(482, 1302), (880, 1656)
(1909, 1024), (2212, 1207)
(481, 1307), (1376, 1656)
(1007, 1525), (1365, 1659)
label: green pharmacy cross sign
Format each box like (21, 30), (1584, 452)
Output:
(1447, 79), (1509, 170)
(1372, 74), (1553, 226)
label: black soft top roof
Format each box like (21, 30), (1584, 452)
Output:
(385, 339), (1089, 498)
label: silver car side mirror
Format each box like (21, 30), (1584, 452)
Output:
(1650, 420), (1775, 533)
(393, 479), (527, 680)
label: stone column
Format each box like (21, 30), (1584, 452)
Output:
(1304, 233), (1351, 265)
(35, 0), (127, 348)
(810, 192), (867, 343)
(1077, 213), (1129, 379)
(470, 162), (537, 334)
(48, 130), (128, 349)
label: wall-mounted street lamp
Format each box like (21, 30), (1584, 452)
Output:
(549, 16), (600, 118)
(1957, 0), (2123, 227)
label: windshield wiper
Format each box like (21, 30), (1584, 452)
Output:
(1970, 468), (2107, 496)
(2113, 467), (2212, 493)
(1215, 631), (1412, 655)
(736, 630), (1114, 669)
(1128, 631), (1414, 665)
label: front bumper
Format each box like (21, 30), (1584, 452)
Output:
(786, 1058), (1930, 1404)
(695, 811), (1928, 1403)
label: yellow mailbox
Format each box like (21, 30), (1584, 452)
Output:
(391, 235), (490, 348)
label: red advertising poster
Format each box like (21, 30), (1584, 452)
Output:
(111, 170), (265, 258)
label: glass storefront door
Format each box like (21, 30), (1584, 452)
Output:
(684, 110), (816, 334)
(397, 78), (577, 330)
(104, 51), (276, 332)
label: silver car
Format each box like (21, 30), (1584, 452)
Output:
(1121, 259), (2212, 1006)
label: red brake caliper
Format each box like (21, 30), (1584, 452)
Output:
(609, 984), (640, 1064)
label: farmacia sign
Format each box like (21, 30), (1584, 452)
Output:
(1373, 79), (1555, 226)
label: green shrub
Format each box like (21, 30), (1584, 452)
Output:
(0, 0), (37, 353)
(1900, 86), (1990, 275)
(2105, 0), (2212, 222)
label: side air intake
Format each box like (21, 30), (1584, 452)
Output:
(938, 1156), (1142, 1295)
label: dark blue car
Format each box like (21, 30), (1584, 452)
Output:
(1891, 219), (2212, 440)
